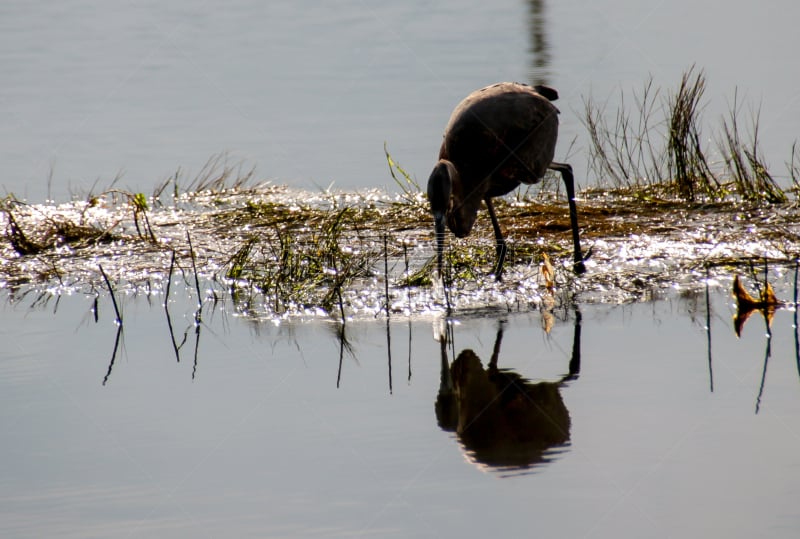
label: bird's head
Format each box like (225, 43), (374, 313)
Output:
(427, 160), (454, 276)
(427, 160), (454, 229)
(427, 160), (481, 238)
(427, 159), (482, 276)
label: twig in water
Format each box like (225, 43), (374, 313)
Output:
(102, 325), (123, 386)
(165, 250), (182, 362)
(383, 234), (390, 319)
(98, 264), (122, 325)
(705, 265), (714, 393)
(794, 258), (800, 379)
(186, 231), (203, 316)
(331, 254), (346, 326)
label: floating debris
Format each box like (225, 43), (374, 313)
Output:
(732, 273), (784, 337)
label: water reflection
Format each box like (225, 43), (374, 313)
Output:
(435, 312), (581, 474)
(795, 262), (800, 380)
(526, 0), (551, 86)
(99, 264), (124, 386)
(101, 325), (123, 386)
(165, 250), (189, 363)
(163, 286), (204, 381)
(101, 251), (208, 384)
(335, 323), (356, 389)
(708, 265), (800, 413)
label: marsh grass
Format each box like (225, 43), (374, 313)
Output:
(152, 153), (260, 203)
(385, 143), (423, 206)
(4, 171), (800, 318)
(1, 185), (166, 257)
(666, 68), (717, 199)
(1, 196), (119, 255)
(583, 77), (666, 189)
(789, 142), (800, 195)
(584, 66), (791, 203)
(223, 206), (386, 317)
(717, 93), (787, 203)
(4, 71), (800, 319)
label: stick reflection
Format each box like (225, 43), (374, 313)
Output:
(436, 310), (581, 474)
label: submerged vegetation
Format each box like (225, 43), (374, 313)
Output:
(3, 69), (800, 321)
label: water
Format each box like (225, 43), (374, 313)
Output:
(1, 1), (798, 201)
(3, 2), (800, 536)
(2, 285), (800, 537)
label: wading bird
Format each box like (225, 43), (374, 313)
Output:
(427, 82), (586, 280)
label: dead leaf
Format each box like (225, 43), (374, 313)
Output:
(732, 274), (781, 337)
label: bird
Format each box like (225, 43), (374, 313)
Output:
(427, 82), (586, 280)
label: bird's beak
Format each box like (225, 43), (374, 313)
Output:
(434, 212), (446, 278)
(427, 160), (454, 279)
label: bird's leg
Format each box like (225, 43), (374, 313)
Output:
(567, 307), (582, 380)
(484, 197), (506, 280)
(549, 162), (586, 275)
(488, 320), (506, 372)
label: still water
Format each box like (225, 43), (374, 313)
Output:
(3, 1), (800, 537)
(1, 0), (798, 201)
(2, 283), (800, 537)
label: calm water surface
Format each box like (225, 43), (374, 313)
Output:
(1, 0), (798, 201)
(2, 284), (800, 537)
(3, 2), (800, 537)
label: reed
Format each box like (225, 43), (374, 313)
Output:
(583, 76), (665, 189)
(666, 67), (717, 200)
(716, 92), (787, 203)
(583, 66), (790, 203)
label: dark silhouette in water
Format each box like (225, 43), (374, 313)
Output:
(427, 82), (586, 280)
(526, 0), (552, 86)
(436, 312), (581, 472)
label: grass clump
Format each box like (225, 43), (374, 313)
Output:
(717, 92), (787, 203)
(152, 153), (260, 204)
(583, 76), (665, 189)
(225, 206), (382, 316)
(1, 196), (119, 255)
(584, 66), (790, 203)
(666, 68), (717, 200)
(789, 143), (800, 195)
(0, 187), (165, 258)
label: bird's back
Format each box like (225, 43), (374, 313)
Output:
(440, 82), (560, 197)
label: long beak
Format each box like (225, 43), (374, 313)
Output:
(428, 160), (454, 280)
(434, 213), (446, 278)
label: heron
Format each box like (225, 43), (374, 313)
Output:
(427, 82), (586, 280)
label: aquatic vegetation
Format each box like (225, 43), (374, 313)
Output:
(666, 67), (717, 199)
(4, 72), (800, 320)
(717, 92), (787, 203)
(3, 176), (800, 322)
(1, 195), (120, 255)
(584, 67), (789, 202)
(384, 143), (423, 207)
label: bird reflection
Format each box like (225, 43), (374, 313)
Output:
(436, 312), (581, 473)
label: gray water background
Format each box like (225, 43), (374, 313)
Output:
(1, 0), (798, 201)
